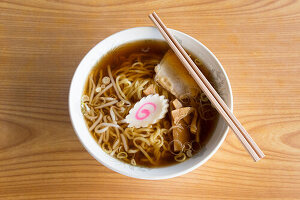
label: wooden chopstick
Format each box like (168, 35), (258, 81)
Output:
(150, 12), (265, 160)
(149, 12), (265, 161)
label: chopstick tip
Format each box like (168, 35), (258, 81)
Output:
(149, 11), (157, 17)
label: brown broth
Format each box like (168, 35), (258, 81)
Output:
(83, 40), (219, 167)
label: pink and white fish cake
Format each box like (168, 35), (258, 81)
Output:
(125, 94), (169, 128)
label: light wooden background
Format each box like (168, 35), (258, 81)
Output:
(1, 0), (299, 199)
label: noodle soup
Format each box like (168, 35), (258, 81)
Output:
(81, 40), (219, 167)
(68, 27), (233, 180)
(82, 40), (218, 167)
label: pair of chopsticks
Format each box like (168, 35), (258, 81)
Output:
(149, 12), (264, 161)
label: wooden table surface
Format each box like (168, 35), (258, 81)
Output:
(1, 0), (300, 199)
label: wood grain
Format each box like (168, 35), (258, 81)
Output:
(0, 0), (299, 199)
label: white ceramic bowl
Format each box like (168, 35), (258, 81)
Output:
(69, 27), (233, 180)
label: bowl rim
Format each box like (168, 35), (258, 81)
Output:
(69, 26), (233, 180)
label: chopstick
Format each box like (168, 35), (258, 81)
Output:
(149, 12), (265, 161)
